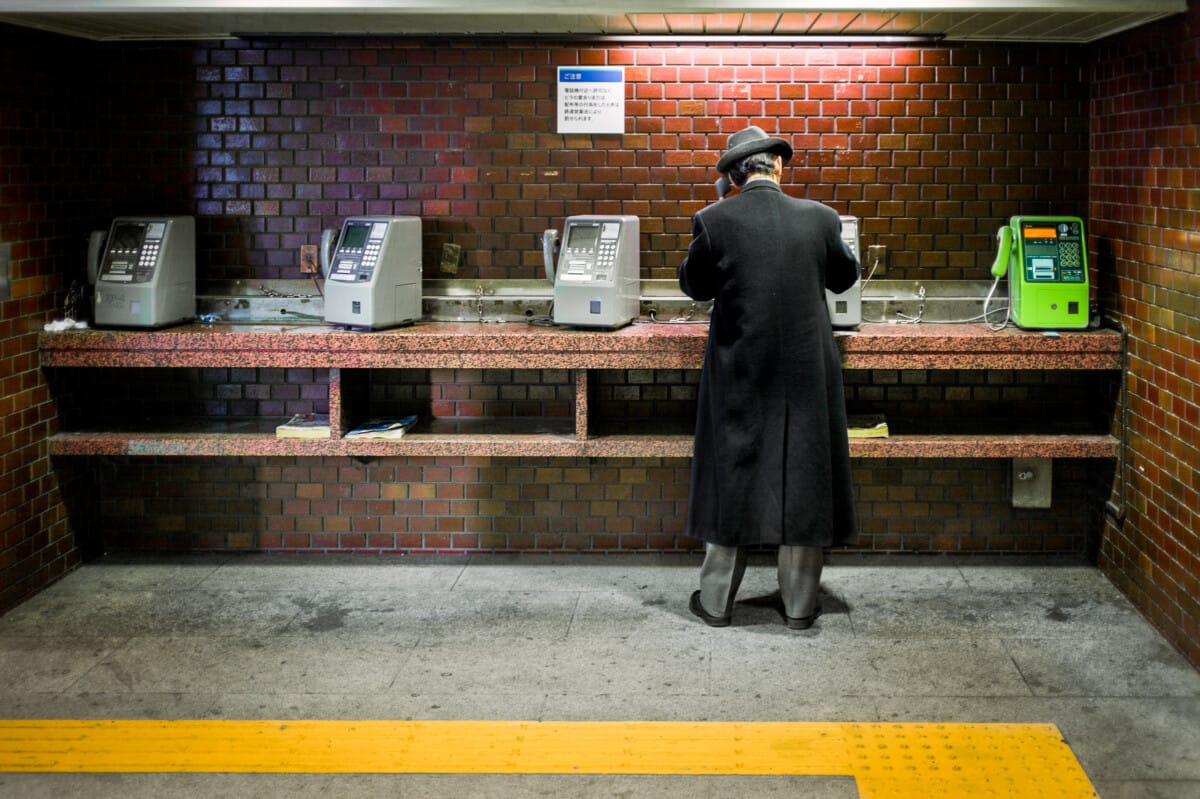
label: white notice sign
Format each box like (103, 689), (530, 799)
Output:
(557, 67), (625, 135)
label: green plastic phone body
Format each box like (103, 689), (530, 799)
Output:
(993, 216), (1089, 330)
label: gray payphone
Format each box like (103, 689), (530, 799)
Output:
(88, 216), (195, 328)
(320, 216), (422, 330)
(541, 215), (640, 329)
(714, 179), (860, 329)
(827, 215), (862, 329)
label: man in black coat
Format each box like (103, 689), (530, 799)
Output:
(680, 125), (860, 630)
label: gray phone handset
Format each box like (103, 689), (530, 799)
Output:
(319, 227), (338, 279)
(86, 229), (107, 285)
(542, 228), (560, 284)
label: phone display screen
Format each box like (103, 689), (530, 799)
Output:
(109, 224), (145, 252)
(341, 223), (371, 250)
(566, 224), (599, 251)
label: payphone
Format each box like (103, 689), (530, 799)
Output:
(88, 216), (195, 328)
(991, 216), (1089, 330)
(320, 216), (422, 330)
(827, 215), (862, 328)
(713, 179), (860, 329)
(542, 215), (640, 329)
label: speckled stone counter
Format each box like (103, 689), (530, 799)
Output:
(39, 320), (1122, 370)
(39, 321), (1123, 460)
(835, 323), (1121, 370)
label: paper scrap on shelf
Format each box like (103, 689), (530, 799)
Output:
(847, 414), (889, 438)
(275, 413), (331, 439)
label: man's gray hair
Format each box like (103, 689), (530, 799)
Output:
(728, 152), (778, 187)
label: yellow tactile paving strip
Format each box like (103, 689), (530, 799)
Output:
(0, 720), (1098, 798)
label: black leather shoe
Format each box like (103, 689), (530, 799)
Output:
(785, 604), (822, 630)
(690, 590), (732, 627)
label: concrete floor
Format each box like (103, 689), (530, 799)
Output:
(0, 552), (1198, 798)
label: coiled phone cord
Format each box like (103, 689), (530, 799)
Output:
(981, 275), (1010, 331)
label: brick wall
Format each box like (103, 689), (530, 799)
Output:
(66, 366), (1112, 556)
(3, 26), (1135, 617)
(144, 36), (1091, 283)
(1090, 3), (1200, 667)
(89, 454), (1105, 557)
(0, 28), (107, 609)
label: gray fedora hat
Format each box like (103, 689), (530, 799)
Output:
(716, 125), (793, 174)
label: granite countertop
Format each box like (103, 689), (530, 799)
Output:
(40, 321), (1122, 460)
(39, 321), (1123, 370)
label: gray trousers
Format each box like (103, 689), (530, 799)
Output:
(698, 542), (823, 619)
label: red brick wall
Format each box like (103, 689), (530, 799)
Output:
(148, 37), (1090, 282)
(1090, 3), (1200, 667)
(3, 27), (1130, 616)
(0, 28), (105, 609)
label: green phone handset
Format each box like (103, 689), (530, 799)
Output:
(982, 224), (1014, 330)
(991, 224), (1014, 279)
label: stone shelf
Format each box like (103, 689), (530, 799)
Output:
(40, 321), (1123, 461)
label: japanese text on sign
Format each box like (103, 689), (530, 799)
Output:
(557, 67), (625, 135)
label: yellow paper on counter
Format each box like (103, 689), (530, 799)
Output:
(847, 414), (889, 438)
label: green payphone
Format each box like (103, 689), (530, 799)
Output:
(991, 216), (1090, 329)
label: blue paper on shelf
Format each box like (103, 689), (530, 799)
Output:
(345, 415), (419, 439)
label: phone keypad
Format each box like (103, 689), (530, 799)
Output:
(598, 240), (617, 267)
(1059, 241), (1080, 267)
(363, 240), (381, 268)
(139, 241), (161, 269)
(592, 240), (617, 281)
(1058, 241), (1084, 281)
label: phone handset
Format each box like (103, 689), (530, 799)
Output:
(86, 229), (107, 285)
(318, 228), (338, 279)
(983, 224), (1015, 331)
(991, 225), (1015, 279)
(542, 229), (560, 285)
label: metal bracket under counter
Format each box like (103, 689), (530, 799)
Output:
(419, 279), (710, 324)
(196, 279), (324, 324)
(195, 278), (709, 325)
(412, 277), (1017, 326)
(193, 278), (1020, 327)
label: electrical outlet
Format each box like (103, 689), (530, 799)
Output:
(1012, 457), (1053, 508)
(299, 244), (318, 274)
(867, 244), (887, 277)
(439, 243), (462, 274)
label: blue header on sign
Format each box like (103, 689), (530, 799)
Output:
(558, 68), (624, 83)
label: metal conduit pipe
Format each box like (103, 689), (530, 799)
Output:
(1102, 315), (1128, 524)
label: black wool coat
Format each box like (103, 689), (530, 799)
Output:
(679, 180), (860, 548)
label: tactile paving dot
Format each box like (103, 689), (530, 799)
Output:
(845, 722), (1099, 798)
